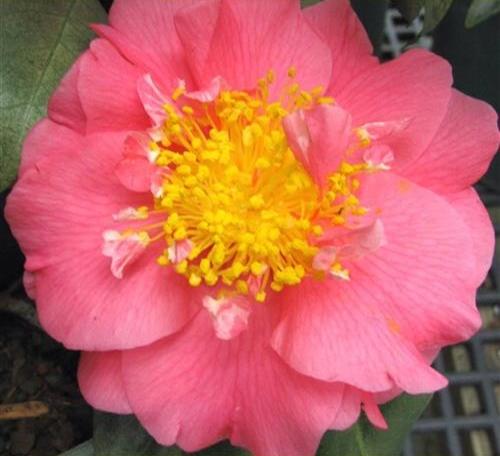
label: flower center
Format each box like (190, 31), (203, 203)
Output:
(108, 70), (375, 302)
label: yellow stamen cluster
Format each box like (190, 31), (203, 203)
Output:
(118, 71), (374, 302)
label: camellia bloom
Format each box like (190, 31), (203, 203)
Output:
(5, 0), (499, 454)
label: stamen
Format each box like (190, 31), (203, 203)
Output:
(106, 70), (386, 299)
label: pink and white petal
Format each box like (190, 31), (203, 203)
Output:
(78, 39), (149, 133)
(284, 104), (351, 185)
(48, 55), (86, 133)
(335, 49), (452, 168)
(78, 351), (131, 414)
(182, 0), (332, 94)
(122, 306), (345, 456)
(303, 0), (378, 94)
(273, 173), (481, 392)
(137, 74), (170, 128)
(18, 119), (84, 177)
(102, 0), (200, 90)
(399, 89), (499, 193)
(5, 132), (199, 350)
(445, 188), (495, 286)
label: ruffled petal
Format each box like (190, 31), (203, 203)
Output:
(273, 173), (481, 392)
(122, 306), (344, 456)
(283, 104), (351, 186)
(303, 0), (377, 93)
(399, 89), (499, 193)
(5, 132), (199, 350)
(48, 55), (86, 133)
(177, 0), (332, 94)
(78, 351), (131, 414)
(93, 0), (198, 91)
(78, 39), (149, 133)
(445, 189), (495, 286)
(334, 49), (452, 168)
(18, 119), (83, 177)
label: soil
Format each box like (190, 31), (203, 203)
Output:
(0, 310), (92, 456)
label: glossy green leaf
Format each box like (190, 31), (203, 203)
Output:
(422, 0), (454, 32)
(93, 413), (182, 456)
(318, 394), (432, 456)
(0, 0), (106, 191)
(466, 0), (500, 27)
(93, 394), (430, 456)
(59, 440), (94, 456)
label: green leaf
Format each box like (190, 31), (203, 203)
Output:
(300, 0), (322, 7)
(422, 0), (454, 32)
(0, 0), (106, 191)
(466, 0), (500, 27)
(93, 412), (250, 456)
(93, 413), (181, 456)
(93, 394), (430, 456)
(393, 0), (424, 23)
(317, 394), (432, 456)
(59, 440), (94, 456)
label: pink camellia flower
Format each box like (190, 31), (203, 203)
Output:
(5, 0), (499, 454)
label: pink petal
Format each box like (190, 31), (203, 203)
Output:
(18, 119), (83, 177)
(283, 104), (352, 185)
(330, 386), (361, 430)
(78, 351), (131, 414)
(102, 230), (149, 279)
(399, 89), (499, 193)
(115, 157), (156, 193)
(185, 76), (224, 103)
(48, 55), (86, 133)
(98, 0), (199, 91)
(335, 49), (452, 169)
(273, 277), (447, 394)
(174, 0), (221, 84)
(78, 39), (149, 133)
(5, 132), (200, 350)
(272, 173), (482, 393)
(23, 271), (36, 300)
(315, 219), (386, 268)
(179, 0), (332, 94)
(167, 239), (193, 264)
(363, 144), (394, 170)
(122, 306), (344, 456)
(202, 295), (251, 340)
(445, 189), (495, 286)
(137, 74), (171, 129)
(304, 0), (378, 94)
(362, 393), (388, 429)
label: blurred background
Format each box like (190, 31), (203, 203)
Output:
(0, 1), (498, 455)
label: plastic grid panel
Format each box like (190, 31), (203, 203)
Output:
(403, 186), (500, 456)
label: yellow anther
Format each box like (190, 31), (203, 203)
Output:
(256, 291), (267, 303)
(318, 96), (335, 105)
(172, 84), (186, 101)
(250, 261), (265, 276)
(157, 255), (169, 266)
(176, 260), (188, 274)
(120, 69), (379, 304)
(250, 194), (265, 209)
